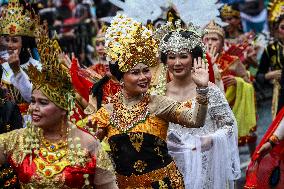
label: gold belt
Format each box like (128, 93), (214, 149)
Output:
(117, 161), (184, 189)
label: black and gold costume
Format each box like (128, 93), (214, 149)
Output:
(92, 92), (207, 189)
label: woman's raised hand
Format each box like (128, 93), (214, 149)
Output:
(192, 57), (209, 87)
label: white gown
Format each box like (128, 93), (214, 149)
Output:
(167, 85), (241, 189)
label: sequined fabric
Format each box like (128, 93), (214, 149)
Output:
(0, 128), (114, 188)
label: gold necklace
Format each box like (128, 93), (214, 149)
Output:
(110, 92), (150, 133)
(34, 132), (70, 178)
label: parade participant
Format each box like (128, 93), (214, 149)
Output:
(256, 0), (284, 118)
(203, 20), (257, 151)
(155, 21), (240, 189)
(0, 25), (118, 189)
(0, 70), (22, 188)
(90, 14), (209, 188)
(0, 0), (41, 105)
(220, 4), (243, 41)
(245, 106), (284, 189)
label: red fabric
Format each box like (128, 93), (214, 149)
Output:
(8, 148), (97, 188)
(70, 103), (86, 121)
(206, 53), (215, 84)
(70, 58), (93, 101)
(226, 43), (249, 62)
(101, 79), (121, 104)
(18, 103), (29, 114)
(88, 64), (106, 77)
(245, 107), (284, 188)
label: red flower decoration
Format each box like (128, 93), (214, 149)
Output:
(45, 169), (51, 176)
(9, 25), (17, 34)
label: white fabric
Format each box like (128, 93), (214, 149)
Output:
(2, 57), (41, 102)
(167, 85), (241, 189)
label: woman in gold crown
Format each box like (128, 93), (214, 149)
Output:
(89, 14), (209, 188)
(0, 0), (41, 106)
(0, 24), (118, 188)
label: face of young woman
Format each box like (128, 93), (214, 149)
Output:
(30, 89), (67, 130)
(223, 16), (240, 31)
(166, 50), (192, 79)
(203, 33), (223, 54)
(3, 36), (22, 55)
(95, 40), (105, 58)
(122, 63), (152, 96)
(278, 19), (284, 40)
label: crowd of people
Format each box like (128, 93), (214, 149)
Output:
(0, 0), (283, 188)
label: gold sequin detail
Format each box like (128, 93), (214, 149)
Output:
(128, 133), (144, 152)
(117, 161), (184, 188)
(92, 107), (169, 140)
(133, 160), (147, 173)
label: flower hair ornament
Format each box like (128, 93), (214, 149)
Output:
(105, 14), (159, 72)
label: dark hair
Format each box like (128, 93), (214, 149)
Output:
(91, 75), (110, 110)
(0, 65), (3, 80)
(277, 66), (284, 113)
(19, 36), (37, 64)
(109, 62), (124, 81)
(160, 31), (204, 64)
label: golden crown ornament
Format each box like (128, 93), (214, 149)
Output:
(268, 0), (284, 22)
(203, 20), (225, 39)
(26, 23), (75, 110)
(0, 0), (39, 37)
(105, 14), (159, 72)
(220, 4), (240, 19)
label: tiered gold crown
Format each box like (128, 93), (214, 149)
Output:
(155, 20), (205, 54)
(26, 24), (74, 110)
(220, 4), (240, 19)
(105, 14), (159, 72)
(203, 20), (225, 38)
(268, 0), (284, 22)
(0, 0), (39, 37)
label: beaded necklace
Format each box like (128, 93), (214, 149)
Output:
(110, 92), (150, 133)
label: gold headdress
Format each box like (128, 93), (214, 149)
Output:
(203, 20), (225, 39)
(96, 23), (108, 42)
(268, 0), (284, 22)
(27, 24), (74, 110)
(105, 14), (159, 72)
(220, 4), (240, 19)
(0, 0), (39, 37)
(155, 20), (205, 54)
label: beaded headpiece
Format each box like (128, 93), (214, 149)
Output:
(0, 0), (39, 37)
(268, 0), (284, 22)
(155, 20), (205, 54)
(220, 4), (240, 19)
(203, 20), (225, 39)
(26, 24), (74, 110)
(105, 14), (159, 72)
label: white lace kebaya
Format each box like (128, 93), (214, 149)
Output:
(167, 85), (241, 189)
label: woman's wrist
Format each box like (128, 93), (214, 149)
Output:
(196, 87), (209, 105)
(268, 134), (280, 148)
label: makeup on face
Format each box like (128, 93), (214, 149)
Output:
(122, 63), (152, 96)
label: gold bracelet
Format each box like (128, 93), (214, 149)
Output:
(269, 134), (280, 144)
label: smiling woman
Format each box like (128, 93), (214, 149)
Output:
(89, 14), (210, 189)
(0, 22), (118, 188)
